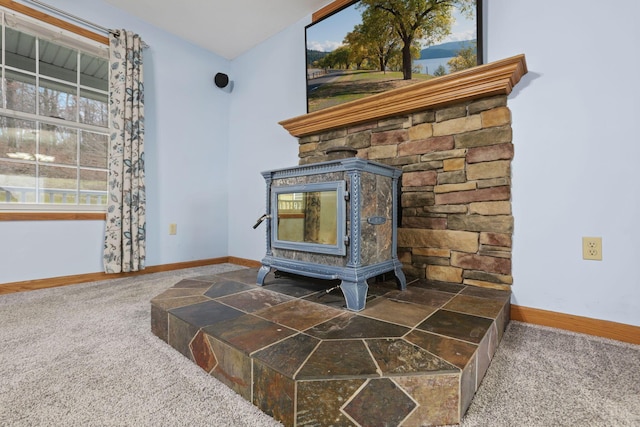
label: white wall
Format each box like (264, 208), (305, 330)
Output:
(227, 1), (640, 326)
(226, 17), (308, 262)
(3, 0), (638, 327)
(489, 0), (640, 326)
(0, 0), (231, 283)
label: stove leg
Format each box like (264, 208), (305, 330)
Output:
(257, 265), (270, 286)
(340, 279), (368, 311)
(394, 264), (407, 290)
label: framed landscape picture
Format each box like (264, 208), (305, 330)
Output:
(305, 0), (483, 113)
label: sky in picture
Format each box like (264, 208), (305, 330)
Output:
(307, 1), (476, 52)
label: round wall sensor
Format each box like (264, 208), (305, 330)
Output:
(214, 72), (229, 88)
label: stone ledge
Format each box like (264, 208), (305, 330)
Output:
(280, 55), (528, 138)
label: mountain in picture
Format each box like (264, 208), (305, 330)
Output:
(306, 49), (329, 66)
(420, 40), (476, 59)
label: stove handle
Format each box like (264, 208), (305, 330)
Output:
(252, 214), (270, 229)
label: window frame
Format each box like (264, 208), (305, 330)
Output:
(0, 0), (110, 217)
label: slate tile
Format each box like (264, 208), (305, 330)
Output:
(256, 299), (343, 331)
(297, 378), (366, 426)
(460, 285), (511, 302)
(297, 340), (378, 379)
(385, 287), (455, 308)
(477, 322), (499, 382)
(460, 353), (478, 415)
(204, 314), (296, 354)
(171, 278), (215, 289)
(395, 374), (460, 426)
(410, 278), (466, 294)
(253, 360), (295, 426)
(150, 304), (169, 342)
(496, 301), (510, 342)
(217, 288), (294, 313)
(304, 287), (352, 309)
(405, 329), (477, 369)
(444, 294), (506, 319)
(150, 286), (207, 302)
(265, 278), (331, 298)
(366, 338), (458, 375)
(190, 330), (217, 373)
(344, 378), (416, 426)
(360, 297), (435, 328)
(367, 277), (404, 296)
(417, 309), (493, 344)
(150, 295), (210, 311)
(305, 312), (409, 340)
(214, 268), (261, 284)
(169, 299), (244, 328)
(207, 335), (252, 400)
(151, 298), (213, 343)
(203, 280), (255, 299)
(167, 314), (199, 360)
(253, 333), (320, 378)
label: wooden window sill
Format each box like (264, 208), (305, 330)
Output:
(0, 212), (106, 221)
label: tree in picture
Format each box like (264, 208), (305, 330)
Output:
(448, 43), (477, 72)
(358, 0), (475, 80)
(348, 7), (401, 73)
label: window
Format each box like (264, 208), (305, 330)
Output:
(0, 8), (109, 210)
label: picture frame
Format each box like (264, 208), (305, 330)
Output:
(305, 0), (483, 113)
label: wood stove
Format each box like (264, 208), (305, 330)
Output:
(256, 157), (406, 311)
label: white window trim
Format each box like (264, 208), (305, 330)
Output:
(3, 9), (109, 59)
(0, 6), (110, 213)
(0, 202), (106, 211)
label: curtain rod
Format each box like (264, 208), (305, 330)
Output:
(22, 0), (150, 48)
(24, 0), (118, 36)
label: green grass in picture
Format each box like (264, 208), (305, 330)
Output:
(308, 70), (433, 112)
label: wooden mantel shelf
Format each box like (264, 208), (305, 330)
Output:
(280, 54), (528, 138)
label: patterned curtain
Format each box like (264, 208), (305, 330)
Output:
(103, 30), (146, 273)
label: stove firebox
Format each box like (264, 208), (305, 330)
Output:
(257, 158), (406, 311)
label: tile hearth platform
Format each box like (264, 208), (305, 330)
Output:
(151, 268), (510, 426)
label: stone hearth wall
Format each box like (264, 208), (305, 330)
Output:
(297, 95), (513, 290)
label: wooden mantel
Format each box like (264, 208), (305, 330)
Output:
(280, 54), (528, 138)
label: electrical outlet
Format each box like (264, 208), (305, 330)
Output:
(169, 223), (177, 235)
(582, 237), (602, 260)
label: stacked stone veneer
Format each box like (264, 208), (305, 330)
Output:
(297, 95), (513, 290)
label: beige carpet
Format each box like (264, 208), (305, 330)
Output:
(0, 264), (638, 426)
